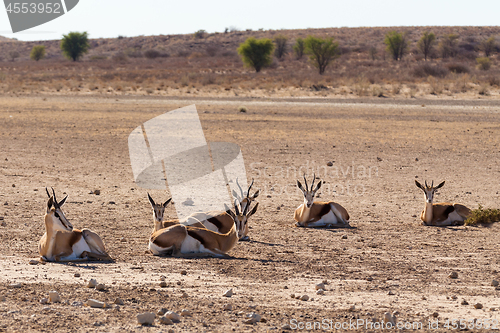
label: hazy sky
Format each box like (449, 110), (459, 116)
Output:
(1, 0), (499, 41)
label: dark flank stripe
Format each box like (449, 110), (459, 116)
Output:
(186, 229), (206, 246)
(319, 204), (332, 217)
(443, 205), (455, 216)
(206, 216), (223, 230)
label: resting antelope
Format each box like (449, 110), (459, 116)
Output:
(415, 180), (471, 226)
(148, 193), (177, 232)
(39, 188), (111, 262)
(149, 201), (259, 257)
(294, 175), (350, 228)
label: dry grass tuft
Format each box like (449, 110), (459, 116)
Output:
(465, 205), (500, 225)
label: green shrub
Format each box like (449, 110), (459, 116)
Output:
(193, 29), (206, 39)
(446, 63), (470, 74)
(413, 63), (448, 78)
(439, 34), (459, 58)
(237, 37), (274, 72)
(273, 35), (288, 60)
(417, 31), (436, 61)
(30, 45), (46, 61)
(384, 31), (408, 61)
(293, 38), (305, 59)
(465, 205), (500, 225)
(304, 36), (339, 75)
(476, 57), (491, 71)
(60, 31), (90, 61)
(480, 37), (496, 57)
(144, 49), (161, 59)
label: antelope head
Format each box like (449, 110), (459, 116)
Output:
(226, 200), (259, 240)
(45, 187), (72, 233)
(232, 178), (260, 211)
(297, 174), (322, 208)
(148, 193), (172, 231)
(415, 180), (445, 204)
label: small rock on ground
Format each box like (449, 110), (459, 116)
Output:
(223, 288), (233, 297)
(137, 312), (155, 325)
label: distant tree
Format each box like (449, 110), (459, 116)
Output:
(384, 31), (408, 61)
(417, 31), (436, 61)
(30, 45), (46, 61)
(193, 29), (206, 39)
(273, 35), (288, 60)
(304, 36), (339, 75)
(9, 50), (19, 62)
(237, 37), (274, 72)
(438, 34), (459, 58)
(293, 38), (305, 59)
(480, 37), (497, 57)
(60, 31), (90, 61)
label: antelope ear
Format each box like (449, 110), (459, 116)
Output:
(58, 195), (68, 207)
(147, 193), (155, 207)
(435, 181), (445, 189)
(47, 197), (54, 213)
(247, 202), (259, 217)
(415, 180), (424, 190)
(297, 180), (305, 192)
(251, 189), (260, 199)
(313, 180), (322, 192)
(163, 198), (172, 207)
(224, 203), (235, 219)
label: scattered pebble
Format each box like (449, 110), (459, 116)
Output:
(474, 303), (483, 309)
(300, 295), (309, 301)
(492, 280), (499, 287)
(366, 277), (373, 281)
(388, 291), (395, 295)
(181, 309), (192, 317)
(341, 235), (348, 239)
(316, 289), (325, 295)
(223, 288), (233, 297)
(87, 279), (97, 288)
(29, 260), (39, 265)
(74, 273), (80, 278)
(165, 311), (180, 322)
(49, 291), (60, 303)
(282, 324), (292, 330)
(244, 312), (261, 324)
(290, 294), (295, 299)
(326, 161), (333, 167)
(383, 312), (396, 325)
(87, 299), (106, 308)
(71, 301), (83, 307)
(432, 312), (439, 318)
(114, 298), (124, 305)
(223, 304), (233, 311)
(315, 283), (325, 290)
(348, 305), (356, 312)
(322, 280), (328, 285)
(120, 237), (127, 242)
(95, 284), (105, 291)
(159, 316), (173, 325)
(137, 312), (155, 325)
(157, 308), (168, 316)
(40, 298), (48, 304)
(159, 281), (167, 288)
(461, 299), (469, 305)
(181, 291), (188, 298)
(180, 270), (187, 275)
(448, 272), (458, 279)
(8, 283), (21, 288)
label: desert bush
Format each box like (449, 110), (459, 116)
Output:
(61, 31), (90, 61)
(446, 63), (470, 74)
(368, 46), (377, 60)
(480, 37), (497, 57)
(112, 52), (128, 62)
(30, 45), (46, 61)
(413, 63), (448, 78)
(293, 38), (305, 59)
(304, 36), (339, 75)
(177, 50), (191, 57)
(439, 34), (459, 58)
(274, 35), (288, 60)
(454, 73), (470, 93)
(417, 31), (436, 61)
(476, 57), (491, 70)
(193, 29), (206, 39)
(465, 205), (500, 225)
(237, 37), (274, 72)
(9, 51), (19, 61)
(221, 50), (237, 57)
(206, 45), (218, 57)
(478, 84), (489, 96)
(488, 76), (500, 87)
(125, 48), (143, 58)
(144, 49), (161, 59)
(384, 31), (408, 61)
(427, 76), (443, 94)
(89, 54), (107, 61)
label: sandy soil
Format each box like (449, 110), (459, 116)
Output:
(1, 95), (500, 332)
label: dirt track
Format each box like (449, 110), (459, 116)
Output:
(1, 95), (500, 332)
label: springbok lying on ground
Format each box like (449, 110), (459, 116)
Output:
(294, 175), (350, 228)
(148, 179), (259, 240)
(148, 201), (258, 257)
(39, 188), (111, 262)
(415, 180), (471, 226)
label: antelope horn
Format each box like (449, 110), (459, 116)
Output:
(431, 180), (434, 188)
(247, 178), (254, 198)
(303, 174), (308, 191)
(45, 187), (51, 198)
(51, 188), (59, 209)
(425, 180), (428, 188)
(236, 178), (244, 201)
(311, 173), (316, 191)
